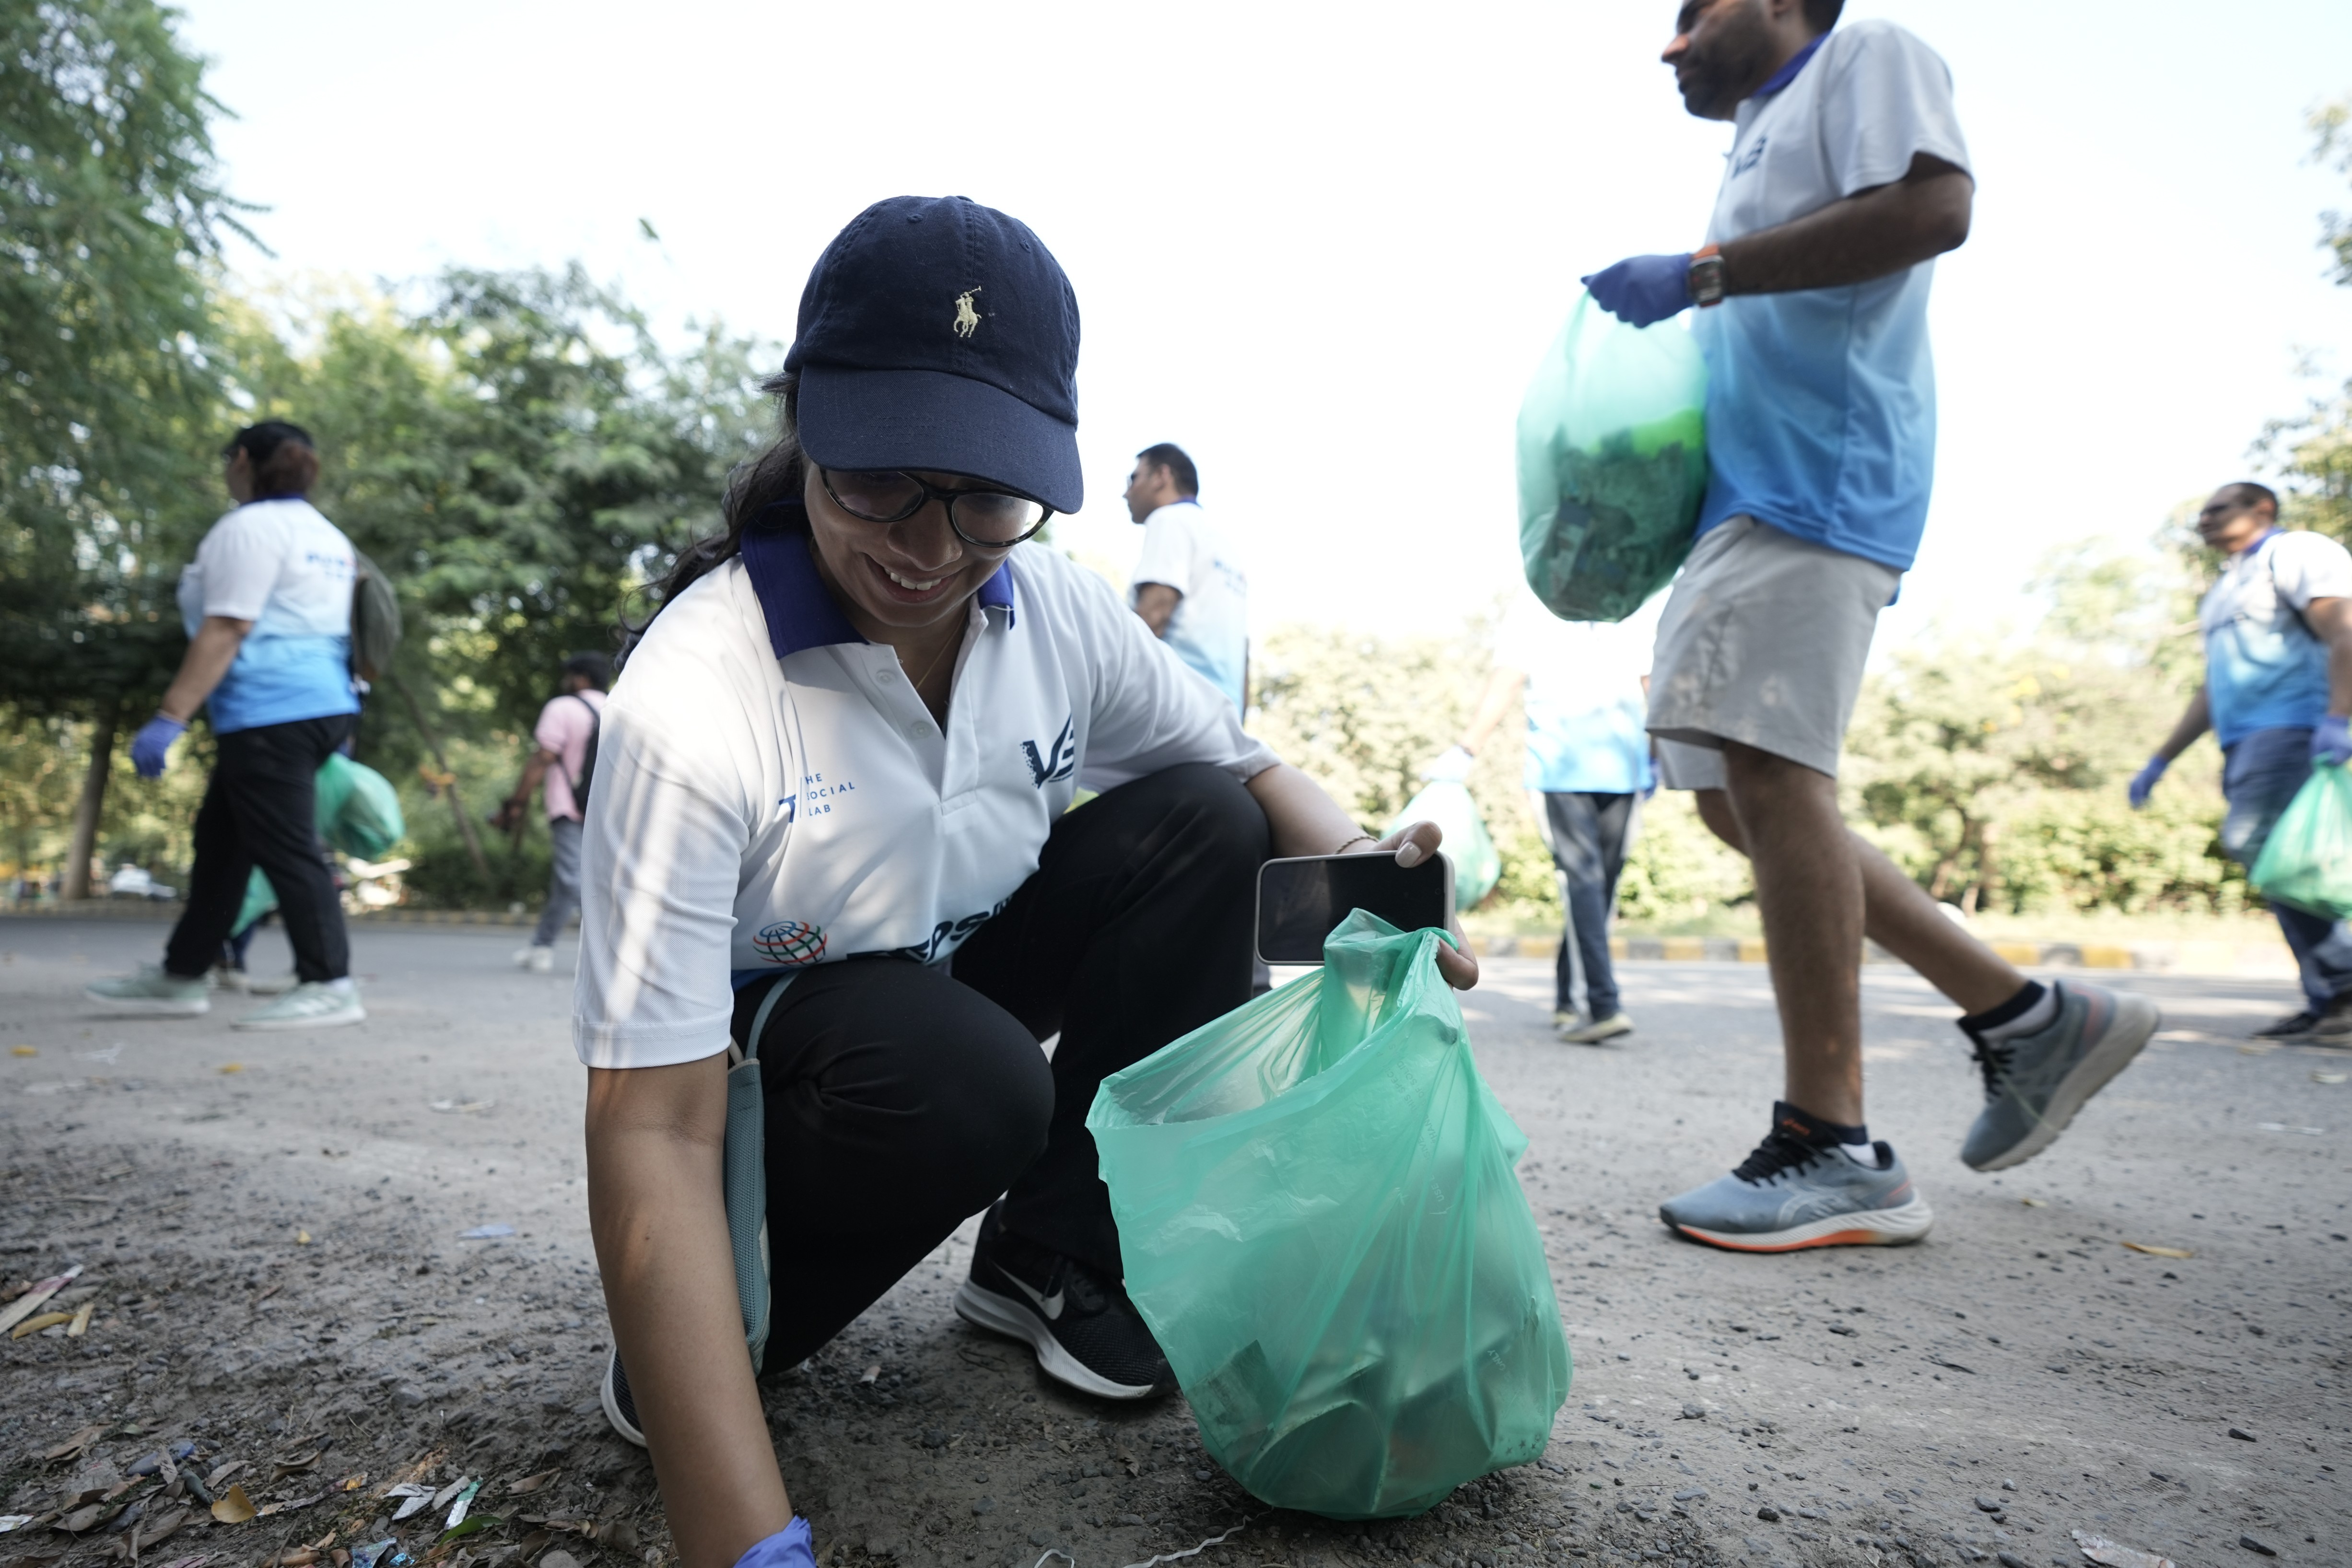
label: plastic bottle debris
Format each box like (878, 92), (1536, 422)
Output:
(459, 1224), (515, 1240)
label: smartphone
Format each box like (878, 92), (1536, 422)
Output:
(1255, 852), (1454, 966)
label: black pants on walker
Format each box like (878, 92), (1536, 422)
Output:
(163, 714), (354, 984)
(728, 762), (1267, 1375)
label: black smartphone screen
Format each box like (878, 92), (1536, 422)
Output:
(1255, 853), (1453, 965)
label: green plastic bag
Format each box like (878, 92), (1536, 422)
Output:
(1516, 292), (1708, 623)
(1388, 781), (1499, 912)
(233, 755), (408, 935)
(1089, 912), (1570, 1519)
(2249, 763), (2352, 919)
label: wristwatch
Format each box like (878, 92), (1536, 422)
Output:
(1688, 245), (1726, 308)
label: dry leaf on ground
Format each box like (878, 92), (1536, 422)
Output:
(211, 1483), (258, 1523)
(2122, 1241), (2195, 1259)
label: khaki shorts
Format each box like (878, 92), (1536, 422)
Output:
(1646, 515), (1900, 786)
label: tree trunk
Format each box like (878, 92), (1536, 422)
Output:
(389, 672), (491, 880)
(62, 697), (122, 901)
(1976, 820), (2003, 917)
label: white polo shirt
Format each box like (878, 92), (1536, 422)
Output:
(573, 528), (1281, 1070)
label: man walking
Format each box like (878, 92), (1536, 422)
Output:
(2133, 482), (2352, 1042)
(1125, 444), (1249, 714)
(1581, 0), (2159, 1252)
(1448, 592), (1661, 1044)
(492, 652), (608, 972)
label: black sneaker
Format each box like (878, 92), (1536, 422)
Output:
(2305, 996), (2352, 1046)
(2253, 1008), (2321, 1040)
(602, 1349), (646, 1447)
(953, 1205), (1174, 1401)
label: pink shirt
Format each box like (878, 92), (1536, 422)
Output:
(535, 689), (606, 822)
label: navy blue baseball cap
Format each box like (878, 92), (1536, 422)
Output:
(785, 196), (1082, 515)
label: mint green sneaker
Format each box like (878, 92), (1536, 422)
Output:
(85, 965), (209, 1017)
(233, 981), (366, 1032)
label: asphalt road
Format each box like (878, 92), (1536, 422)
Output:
(1, 918), (2345, 1568)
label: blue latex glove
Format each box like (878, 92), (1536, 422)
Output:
(130, 714), (187, 779)
(2315, 714), (2352, 768)
(735, 1519), (815, 1568)
(2127, 755), (2168, 810)
(1580, 253), (1694, 328)
(1422, 745), (1475, 784)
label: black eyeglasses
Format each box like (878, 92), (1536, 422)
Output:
(820, 468), (1052, 548)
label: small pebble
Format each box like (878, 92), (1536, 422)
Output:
(1680, 1403), (1705, 1420)
(971, 1498), (995, 1516)
(1974, 1496), (2002, 1512)
(1996, 1554), (2029, 1568)
(1755, 1507), (1780, 1522)
(2229, 1427), (2258, 1442)
(2239, 1534), (2276, 1558)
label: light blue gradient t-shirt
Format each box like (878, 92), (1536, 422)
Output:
(2200, 529), (2352, 747)
(176, 497), (359, 734)
(1495, 592), (1660, 795)
(1693, 20), (1971, 573)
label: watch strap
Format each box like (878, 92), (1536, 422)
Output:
(1689, 245), (1726, 308)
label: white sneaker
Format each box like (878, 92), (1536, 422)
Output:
(512, 945), (554, 973)
(233, 982), (366, 1032)
(1558, 1011), (1634, 1044)
(244, 971), (298, 995)
(86, 965), (209, 1017)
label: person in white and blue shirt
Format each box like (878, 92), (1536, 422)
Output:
(1577, 0), (2158, 1255)
(85, 421), (368, 1032)
(2133, 482), (2352, 1043)
(570, 196), (1476, 1568)
(1443, 592), (1663, 1046)
(1124, 443), (1250, 713)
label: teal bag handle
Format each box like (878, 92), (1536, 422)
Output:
(727, 976), (794, 1372)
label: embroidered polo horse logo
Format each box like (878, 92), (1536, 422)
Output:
(952, 287), (983, 339)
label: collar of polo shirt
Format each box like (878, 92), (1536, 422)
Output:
(741, 514), (1017, 661)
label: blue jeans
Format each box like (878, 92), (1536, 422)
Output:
(2222, 726), (2352, 1009)
(533, 816), (584, 948)
(1543, 791), (1638, 1019)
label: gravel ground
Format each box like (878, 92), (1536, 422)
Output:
(0, 918), (2346, 1568)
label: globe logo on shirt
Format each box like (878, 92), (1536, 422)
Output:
(752, 920), (827, 966)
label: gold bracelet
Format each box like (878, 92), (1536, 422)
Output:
(1334, 833), (1378, 855)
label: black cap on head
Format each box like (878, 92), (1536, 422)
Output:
(784, 196), (1082, 516)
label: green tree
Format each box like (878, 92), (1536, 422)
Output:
(2258, 97), (2352, 544)
(0, 0), (248, 893)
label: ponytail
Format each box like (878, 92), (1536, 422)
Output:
(224, 420), (320, 499)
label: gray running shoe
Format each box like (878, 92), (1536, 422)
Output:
(85, 965), (209, 1017)
(1660, 1124), (1932, 1252)
(1960, 981), (2158, 1172)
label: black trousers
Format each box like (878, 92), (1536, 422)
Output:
(164, 715), (354, 984)
(728, 762), (1267, 1373)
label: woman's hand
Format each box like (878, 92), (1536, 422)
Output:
(1355, 822), (1480, 991)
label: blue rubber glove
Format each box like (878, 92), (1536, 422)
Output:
(2127, 755), (2168, 810)
(130, 714), (187, 779)
(2315, 715), (2352, 768)
(735, 1518), (815, 1568)
(1580, 253), (1694, 328)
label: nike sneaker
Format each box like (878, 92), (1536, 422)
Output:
(953, 1203), (1174, 1401)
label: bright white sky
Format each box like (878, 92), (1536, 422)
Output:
(180, 0), (2352, 653)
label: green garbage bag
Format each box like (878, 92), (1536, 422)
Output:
(2249, 763), (2352, 919)
(1389, 781), (1499, 912)
(233, 755), (408, 935)
(1516, 292), (1708, 623)
(1089, 912), (1570, 1519)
